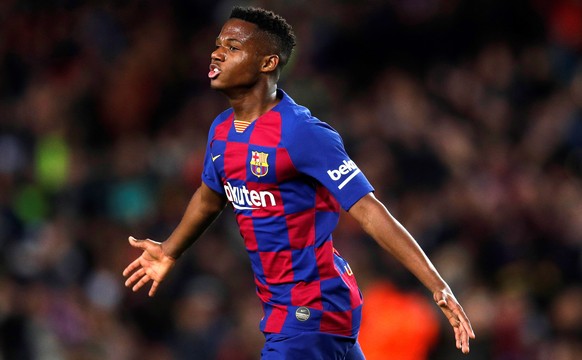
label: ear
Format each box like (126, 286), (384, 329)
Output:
(260, 55), (280, 73)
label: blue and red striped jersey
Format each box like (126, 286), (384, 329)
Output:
(202, 89), (374, 336)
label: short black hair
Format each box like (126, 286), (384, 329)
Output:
(229, 6), (296, 66)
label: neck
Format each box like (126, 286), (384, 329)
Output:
(227, 82), (279, 122)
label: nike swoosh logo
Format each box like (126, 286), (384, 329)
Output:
(212, 154), (222, 161)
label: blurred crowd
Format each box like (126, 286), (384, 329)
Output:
(1, 0), (581, 359)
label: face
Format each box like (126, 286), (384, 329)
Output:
(209, 19), (275, 92)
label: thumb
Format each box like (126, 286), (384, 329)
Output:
(128, 236), (148, 249)
(434, 291), (448, 307)
(128, 236), (162, 248)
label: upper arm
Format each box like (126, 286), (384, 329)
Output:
(286, 119), (374, 210)
(201, 114), (230, 196)
(199, 181), (227, 215)
(347, 192), (381, 229)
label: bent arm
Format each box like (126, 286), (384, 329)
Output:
(161, 182), (227, 259)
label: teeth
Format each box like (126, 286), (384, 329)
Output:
(208, 66), (220, 79)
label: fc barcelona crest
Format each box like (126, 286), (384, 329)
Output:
(250, 151), (269, 177)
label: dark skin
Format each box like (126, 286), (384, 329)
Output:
(123, 18), (475, 354)
(209, 18), (281, 121)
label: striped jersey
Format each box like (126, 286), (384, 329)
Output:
(202, 89), (374, 336)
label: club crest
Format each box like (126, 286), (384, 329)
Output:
(250, 151), (269, 177)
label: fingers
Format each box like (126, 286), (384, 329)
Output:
(124, 267), (145, 287)
(122, 257), (142, 277)
(122, 264), (159, 297)
(132, 273), (152, 292)
(453, 324), (470, 354)
(122, 246), (151, 292)
(123, 236), (165, 297)
(149, 281), (159, 297)
(453, 325), (461, 350)
(459, 325), (471, 354)
(124, 267), (153, 294)
(436, 290), (475, 354)
(447, 314), (469, 353)
(123, 262), (148, 292)
(451, 303), (475, 339)
(447, 310), (471, 354)
(458, 314), (475, 354)
(460, 314), (476, 339)
(456, 320), (472, 354)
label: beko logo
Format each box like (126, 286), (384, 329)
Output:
(224, 182), (276, 210)
(327, 159), (361, 189)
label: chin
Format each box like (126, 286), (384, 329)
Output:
(210, 79), (227, 90)
(209, 82), (222, 91)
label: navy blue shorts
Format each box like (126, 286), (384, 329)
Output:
(261, 332), (366, 360)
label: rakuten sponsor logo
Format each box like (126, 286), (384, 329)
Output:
(327, 159), (361, 189)
(224, 182), (276, 210)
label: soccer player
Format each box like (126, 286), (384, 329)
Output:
(123, 6), (475, 359)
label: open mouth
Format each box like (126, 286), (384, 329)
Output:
(208, 64), (221, 79)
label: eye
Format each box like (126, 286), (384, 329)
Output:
(229, 46), (239, 51)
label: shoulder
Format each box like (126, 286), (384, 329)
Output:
(286, 114), (342, 147)
(277, 90), (340, 143)
(211, 108), (234, 128)
(208, 108), (234, 138)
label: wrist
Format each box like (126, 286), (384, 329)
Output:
(429, 280), (451, 298)
(161, 241), (180, 261)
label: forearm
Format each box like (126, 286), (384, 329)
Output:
(349, 194), (448, 293)
(162, 183), (226, 259)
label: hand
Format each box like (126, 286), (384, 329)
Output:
(434, 288), (476, 354)
(122, 236), (176, 297)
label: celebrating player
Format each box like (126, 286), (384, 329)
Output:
(123, 6), (475, 359)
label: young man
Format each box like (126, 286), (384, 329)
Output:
(123, 6), (475, 359)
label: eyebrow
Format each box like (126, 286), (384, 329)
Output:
(216, 37), (244, 45)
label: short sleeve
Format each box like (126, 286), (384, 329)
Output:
(286, 119), (374, 210)
(201, 124), (226, 195)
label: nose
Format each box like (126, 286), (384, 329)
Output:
(211, 47), (225, 62)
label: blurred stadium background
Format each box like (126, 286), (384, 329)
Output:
(1, 0), (581, 359)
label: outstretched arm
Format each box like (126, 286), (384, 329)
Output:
(123, 182), (227, 297)
(348, 192), (475, 354)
